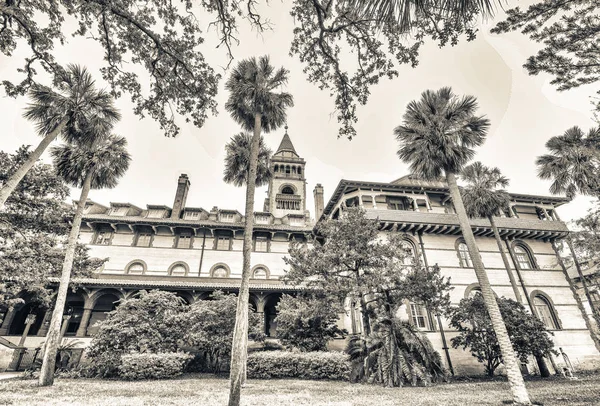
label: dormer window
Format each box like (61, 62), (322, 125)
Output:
(110, 207), (128, 216)
(147, 209), (165, 218)
(184, 211), (200, 220)
(255, 215), (270, 225)
(220, 213), (235, 223)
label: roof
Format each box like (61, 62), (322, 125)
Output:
(323, 179), (571, 218)
(275, 129), (298, 156)
(50, 277), (306, 292)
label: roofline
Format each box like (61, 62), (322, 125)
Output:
(322, 179), (571, 217)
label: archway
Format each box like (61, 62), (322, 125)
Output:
(63, 292), (86, 336)
(8, 301), (45, 336)
(263, 293), (281, 337)
(86, 292), (121, 336)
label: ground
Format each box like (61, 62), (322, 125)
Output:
(1, 373), (599, 405)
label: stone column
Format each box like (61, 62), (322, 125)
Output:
(60, 314), (72, 338)
(76, 308), (93, 337)
(37, 310), (53, 337)
(18, 314), (37, 346)
(0, 307), (17, 335)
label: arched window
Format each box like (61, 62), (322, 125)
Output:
(468, 287), (482, 299)
(169, 262), (189, 277)
(514, 244), (535, 270)
(400, 239), (417, 266)
(274, 165), (279, 173)
(457, 241), (472, 268)
(126, 261), (145, 275)
(252, 267), (268, 279)
(212, 266), (229, 278)
(297, 167), (302, 175)
(281, 186), (294, 195)
(533, 294), (559, 329)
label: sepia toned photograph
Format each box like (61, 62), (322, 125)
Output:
(0, 0), (598, 404)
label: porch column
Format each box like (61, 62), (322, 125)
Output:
(0, 308), (17, 335)
(18, 314), (37, 346)
(37, 309), (53, 336)
(256, 296), (266, 335)
(60, 314), (72, 338)
(76, 307), (93, 337)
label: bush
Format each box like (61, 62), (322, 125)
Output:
(247, 351), (350, 381)
(118, 352), (193, 380)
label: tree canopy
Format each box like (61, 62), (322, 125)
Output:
(0, 147), (103, 309)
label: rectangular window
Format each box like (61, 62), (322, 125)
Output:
(255, 215), (270, 225)
(216, 236), (231, 250)
(184, 211), (200, 220)
(255, 237), (268, 252)
(136, 234), (152, 247)
(410, 304), (428, 330)
(95, 231), (112, 245)
(177, 235), (192, 249)
(220, 213), (235, 223)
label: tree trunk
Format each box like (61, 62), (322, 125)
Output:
(0, 119), (67, 210)
(552, 241), (600, 351)
(38, 170), (93, 386)
(565, 236), (600, 325)
(446, 172), (531, 405)
(489, 216), (523, 303)
(227, 112), (261, 406)
(535, 354), (550, 378)
(359, 295), (371, 336)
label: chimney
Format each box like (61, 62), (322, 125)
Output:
(313, 184), (324, 221)
(171, 174), (190, 219)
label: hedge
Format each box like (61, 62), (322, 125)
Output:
(118, 352), (193, 380)
(247, 351), (350, 381)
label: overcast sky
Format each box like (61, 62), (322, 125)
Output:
(0, 1), (597, 224)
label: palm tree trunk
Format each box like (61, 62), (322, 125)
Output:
(552, 241), (600, 351)
(488, 216), (523, 303)
(446, 172), (531, 405)
(0, 119), (67, 210)
(39, 170), (92, 386)
(565, 236), (600, 326)
(228, 113), (262, 406)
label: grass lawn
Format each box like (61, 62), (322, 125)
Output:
(1, 373), (600, 406)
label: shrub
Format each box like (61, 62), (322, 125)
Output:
(247, 351), (350, 381)
(118, 352), (193, 380)
(275, 294), (346, 352)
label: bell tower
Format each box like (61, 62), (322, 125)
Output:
(266, 126), (307, 219)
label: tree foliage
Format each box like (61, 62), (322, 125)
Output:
(223, 132), (272, 188)
(0, 147), (102, 309)
(460, 161), (511, 219)
(449, 294), (557, 377)
(1, 0), (493, 139)
(492, 0), (600, 118)
(275, 293), (346, 352)
(185, 291), (264, 373)
(572, 201), (600, 266)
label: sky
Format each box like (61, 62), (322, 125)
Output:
(0, 1), (598, 225)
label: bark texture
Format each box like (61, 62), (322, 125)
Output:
(39, 170), (92, 386)
(489, 215), (523, 303)
(227, 113), (262, 406)
(447, 172), (531, 405)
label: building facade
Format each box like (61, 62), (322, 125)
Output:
(1, 131), (599, 374)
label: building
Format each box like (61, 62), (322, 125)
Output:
(568, 260), (600, 329)
(1, 130), (599, 374)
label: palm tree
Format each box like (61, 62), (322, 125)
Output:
(395, 87), (531, 405)
(38, 134), (131, 386)
(536, 126), (600, 329)
(0, 65), (120, 209)
(461, 161), (552, 377)
(223, 132), (272, 187)
(224, 55), (293, 406)
(460, 162), (522, 303)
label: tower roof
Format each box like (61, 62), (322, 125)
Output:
(275, 126), (298, 156)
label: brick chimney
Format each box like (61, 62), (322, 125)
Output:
(171, 174), (190, 219)
(313, 184), (324, 221)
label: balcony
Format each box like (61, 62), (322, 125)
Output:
(364, 209), (569, 240)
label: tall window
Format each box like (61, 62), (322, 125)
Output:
(95, 231), (112, 245)
(400, 240), (416, 266)
(534, 295), (559, 329)
(136, 233), (152, 247)
(212, 266), (228, 278)
(252, 267), (268, 279)
(457, 242), (472, 268)
(177, 235), (192, 249)
(410, 303), (430, 330)
(255, 237), (268, 252)
(514, 245), (534, 269)
(216, 236), (231, 250)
